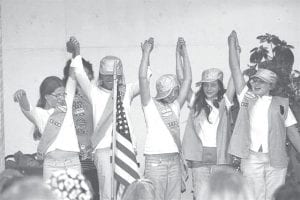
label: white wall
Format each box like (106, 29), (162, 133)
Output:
(2, 0), (300, 169)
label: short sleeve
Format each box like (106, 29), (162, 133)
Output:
(237, 85), (249, 103)
(223, 94), (233, 109)
(285, 107), (297, 127)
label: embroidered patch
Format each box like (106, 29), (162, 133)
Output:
(280, 105), (284, 115)
(241, 102), (249, 107)
(49, 119), (62, 127)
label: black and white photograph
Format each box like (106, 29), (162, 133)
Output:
(0, 0), (300, 200)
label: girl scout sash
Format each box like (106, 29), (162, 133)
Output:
(153, 99), (189, 192)
(37, 107), (67, 160)
(91, 93), (113, 149)
(73, 90), (94, 160)
(91, 84), (126, 149)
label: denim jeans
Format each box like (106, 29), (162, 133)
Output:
(241, 151), (287, 200)
(43, 154), (81, 181)
(94, 148), (112, 200)
(191, 164), (233, 200)
(144, 153), (181, 200)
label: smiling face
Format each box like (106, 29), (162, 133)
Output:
(203, 80), (220, 100)
(45, 87), (66, 108)
(98, 73), (123, 91)
(249, 77), (272, 96)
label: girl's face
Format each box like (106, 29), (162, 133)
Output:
(203, 80), (219, 100)
(161, 86), (179, 104)
(98, 74), (122, 91)
(46, 87), (66, 108)
(249, 77), (272, 96)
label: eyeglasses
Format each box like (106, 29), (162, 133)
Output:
(50, 92), (67, 98)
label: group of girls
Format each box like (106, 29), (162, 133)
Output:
(13, 30), (300, 200)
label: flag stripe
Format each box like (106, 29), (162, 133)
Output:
(115, 173), (130, 187)
(114, 84), (140, 198)
(117, 131), (134, 150)
(116, 141), (137, 162)
(115, 157), (140, 179)
(116, 149), (139, 171)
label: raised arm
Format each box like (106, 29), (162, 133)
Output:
(64, 67), (76, 107)
(176, 38), (192, 108)
(228, 31), (245, 95)
(139, 38), (154, 106)
(176, 38), (193, 104)
(225, 76), (235, 103)
(176, 39), (184, 84)
(13, 89), (37, 124)
(67, 37), (94, 102)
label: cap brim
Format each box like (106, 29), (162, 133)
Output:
(155, 89), (173, 100)
(195, 78), (219, 87)
(251, 75), (272, 84)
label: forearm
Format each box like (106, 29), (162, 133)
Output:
(139, 53), (150, 79)
(139, 53), (151, 106)
(71, 55), (93, 101)
(18, 95), (30, 111)
(229, 43), (245, 94)
(177, 49), (192, 107)
(182, 49), (192, 83)
(176, 53), (184, 84)
(65, 75), (76, 106)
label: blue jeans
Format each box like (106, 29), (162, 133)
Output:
(94, 148), (112, 200)
(144, 153), (181, 200)
(43, 154), (81, 181)
(241, 151), (287, 200)
(191, 164), (233, 200)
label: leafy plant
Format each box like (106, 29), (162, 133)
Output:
(246, 33), (297, 98)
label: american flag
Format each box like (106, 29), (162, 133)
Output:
(114, 84), (140, 198)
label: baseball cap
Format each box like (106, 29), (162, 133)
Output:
(155, 74), (179, 100)
(99, 56), (123, 75)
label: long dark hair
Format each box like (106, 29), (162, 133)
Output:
(33, 76), (63, 140)
(192, 80), (225, 123)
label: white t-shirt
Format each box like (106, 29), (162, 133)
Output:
(23, 77), (79, 154)
(143, 98), (180, 154)
(238, 86), (297, 153)
(189, 93), (232, 147)
(72, 55), (138, 150)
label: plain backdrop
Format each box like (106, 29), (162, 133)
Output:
(2, 0), (300, 177)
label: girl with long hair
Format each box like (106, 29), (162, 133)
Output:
(14, 71), (80, 181)
(182, 65), (235, 200)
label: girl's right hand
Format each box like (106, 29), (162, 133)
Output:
(66, 36), (80, 57)
(228, 31), (241, 53)
(13, 89), (26, 102)
(176, 37), (186, 55)
(141, 37), (154, 55)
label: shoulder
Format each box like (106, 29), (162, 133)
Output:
(272, 96), (289, 106)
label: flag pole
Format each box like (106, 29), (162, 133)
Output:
(111, 61), (118, 200)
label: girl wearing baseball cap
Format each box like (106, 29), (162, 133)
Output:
(227, 30), (300, 200)
(139, 37), (192, 200)
(182, 65), (235, 200)
(67, 37), (141, 200)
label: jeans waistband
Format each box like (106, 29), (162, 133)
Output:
(144, 152), (179, 159)
(44, 154), (79, 163)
